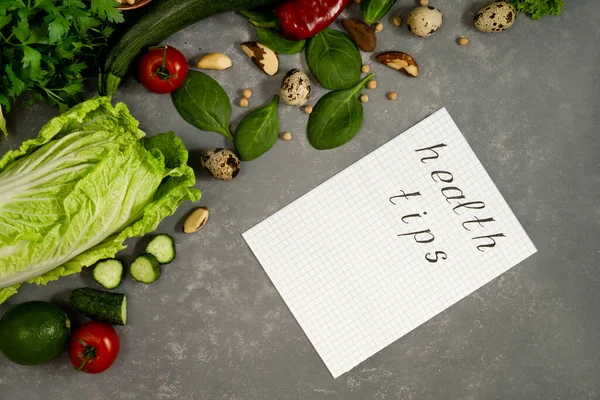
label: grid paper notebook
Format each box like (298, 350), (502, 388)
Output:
(243, 108), (537, 378)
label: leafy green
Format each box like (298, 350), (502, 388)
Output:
(172, 71), (233, 141)
(360, 0), (397, 24)
(0, 97), (200, 304)
(0, 0), (123, 114)
(307, 73), (375, 150)
(240, 7), (279, 28)
(510, 0), (564, 19)
(0, 106), (7, 137)
(255, 26), (305, 55)
(234, 95), (280, 161)
(305, 28), (362, 90)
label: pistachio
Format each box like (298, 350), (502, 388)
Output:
(341, 19), (376, 52)
(196, 53), (232, 70)
(375, 51), (419, 77)
(183, 207), (209, 234)
(241, 42), (279, 76)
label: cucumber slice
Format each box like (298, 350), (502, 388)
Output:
(69, 288), (127, 325)
(93, 259), (124, 289)
(146, 234), (176, 264)
(130, 254), (161, 284)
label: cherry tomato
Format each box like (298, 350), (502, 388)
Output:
(138, 45), (188, 94)
(69, 321), (120, 374)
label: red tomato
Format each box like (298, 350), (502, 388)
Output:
(138, 45), (188, 94)
(69, 321), (120, 374)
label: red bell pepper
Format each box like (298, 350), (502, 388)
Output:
(274, 0), (352, 41)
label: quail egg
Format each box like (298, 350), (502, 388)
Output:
(407, 6), (443, 37)
(280, 69), (311, 107)
(474, 1), (517, 33)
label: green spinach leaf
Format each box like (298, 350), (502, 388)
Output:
(240, 7), (279, 28)
(234, 95), (280, 161)
(305, 28), (362, 90)
(256, 26), (305, 54)
(307, 73), (375, 150)
(172, 71), (233, 141)
(361, 0), (397, 24)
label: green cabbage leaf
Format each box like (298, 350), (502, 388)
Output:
(0, 97), (200, 303)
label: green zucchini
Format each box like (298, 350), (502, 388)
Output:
(130, 254), (161, 284)
(93, 259), (124, 289)
(69, 288), (127, 325)
(146, 234), (176, 264)
(99, 0), (281, 97)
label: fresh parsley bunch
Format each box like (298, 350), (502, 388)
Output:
(0, 0), (123, 114)
(510, 0), (565, 20)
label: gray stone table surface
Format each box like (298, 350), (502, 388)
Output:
(1, 1), (598, 399)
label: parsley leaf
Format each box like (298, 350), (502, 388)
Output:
(5, 65), (26, 97)
(0, 15), (12, 31)
(510, 0), (565, 20)
(12, 17), (30, 43)
(48, 13), (70, 44)
(90, 0), (124, 24)
(21, 45), (42, 69)
(0, 0), (122, 118)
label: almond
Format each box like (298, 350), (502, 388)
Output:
(241, 42), (279, 76)
(375, 51), (419, 77)
(341, 19), (376, 52)
(196, 53), (232, 70)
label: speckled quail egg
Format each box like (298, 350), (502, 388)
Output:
(474, 1), (517, 33)
(200, 149), (240, 181)
(407, 6), (443, 37)
(280, 69), (311, 107)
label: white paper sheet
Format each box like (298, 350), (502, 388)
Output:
(243, 108), (537, 378)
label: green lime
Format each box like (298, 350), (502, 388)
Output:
(0, 301), (71, 365)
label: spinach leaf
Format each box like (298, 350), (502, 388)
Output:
(240, 7), (279, 28)
(234, 95), (280, 161)
(305, 28), (362, 90)
(256, 26), (306, 55)
(361, 0), (397, 24)
(307, 73), (375, 150)
(172, 70), (233, 141)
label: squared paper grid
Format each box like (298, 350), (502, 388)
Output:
(243, 108), (537, 378)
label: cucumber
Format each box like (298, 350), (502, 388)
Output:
(93, 259), (124, 289)
(99, 0), (281, 96)
(69, 288), (127, 326)
(130, 254), (161, 284)
(146, 234), (176, 264)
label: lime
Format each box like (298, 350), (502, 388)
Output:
(0, 301), (71, 365)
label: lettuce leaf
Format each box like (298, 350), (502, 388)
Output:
(0, 97), (200, 302)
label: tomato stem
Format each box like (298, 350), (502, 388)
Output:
(147, 45), (176, 81)
(74, 340), (97, 372)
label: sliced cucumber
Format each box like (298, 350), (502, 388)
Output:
(93, 259), (124, 289)
(146, 234), (176, 264)
(130, 254), (161, 284)
(69, 288), (127, 325)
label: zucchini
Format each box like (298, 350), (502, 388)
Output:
(130, 254), (161, 284)
(99, 0), (281, 97)
(69, 288), (127, 325)
(146, 234), (176, 264)
(93, 259), (124, 289)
